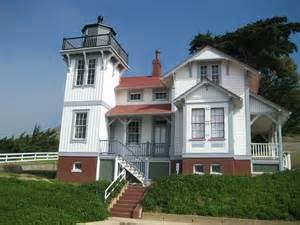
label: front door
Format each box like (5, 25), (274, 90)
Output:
(153, 120), (168, 156)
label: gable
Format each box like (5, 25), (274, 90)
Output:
(186, 84), (230, 102)
(193, 48), (223, 61)
(250, 96), (275, 113)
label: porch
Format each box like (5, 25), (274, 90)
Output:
(104, 104), (172, 158)
(250, 93), (291, 172)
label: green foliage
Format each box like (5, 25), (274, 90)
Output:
(0, 125), (59, 153)
(81, 179), (126, 203)
(189, 16), (300, 134)
(143, 171), (300, 220)
(0, 178), (109, 225)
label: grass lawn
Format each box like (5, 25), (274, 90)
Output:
(0, 176), (110, 225)
(143, 170), (300, 221)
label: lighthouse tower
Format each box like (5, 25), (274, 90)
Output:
(57, 17), (128, 183)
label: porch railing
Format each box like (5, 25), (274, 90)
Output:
(99, 140), (145, 175)
(251, 143), (279, 159)
(62, 34), (128, 64)
(127, 142), (170, 158)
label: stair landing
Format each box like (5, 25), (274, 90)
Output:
(110, 185), (147, 219)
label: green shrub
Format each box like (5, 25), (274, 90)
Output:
(143, 170), (300, 220)
(0, 178), (109, 225)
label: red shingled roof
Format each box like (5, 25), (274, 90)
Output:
(115, 76), (165, 89)
(106, 104), (172, 116)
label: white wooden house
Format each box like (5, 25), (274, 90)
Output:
(57, 17), (291, 184)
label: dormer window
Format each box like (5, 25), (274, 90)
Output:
(198, 63), (220, 84)
(153, 89), (168, 101)
(211, 65), (219, 84)
(128, 90), (143, 102)
(200, 65), (207, 81)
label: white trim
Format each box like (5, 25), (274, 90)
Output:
(162, 45), (260, 80)
(193, 164), (204, 175)
(210, 164), (222, 175)
(71, 110), (89, 142)
(71, 161), (82, 173)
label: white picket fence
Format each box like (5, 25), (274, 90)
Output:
(0, 152), (58, 163)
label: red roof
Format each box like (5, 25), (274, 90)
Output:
(115, 76), (165, 89)
(106, 104), (172, 116)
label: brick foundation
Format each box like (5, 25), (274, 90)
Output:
(57, 156), (97, 184)
(171, 158), (251, 176)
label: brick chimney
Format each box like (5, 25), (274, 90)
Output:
(152, 50), (161, 77)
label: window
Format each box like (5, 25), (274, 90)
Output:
(200, 65), (207, 81)
(128, 90), (143, 101)
(191, 109), (205, 139)
(211, 108), (224, 139)
(210, 164), (222, 175)
(87, 59), (96, 85)
(72, 162), (82, 173)
(193, 164), (204, 175)
(211, 65), (219, 84)
(153, 89), (168, 101)
(127, 121), (140, 144)
(76, 59), (85, 86)
(73, 112), (88, 140)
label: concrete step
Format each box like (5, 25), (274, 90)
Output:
(110, 211), (132, 218)
(111, 206), (134, 213)
(117, 199), (140, 205)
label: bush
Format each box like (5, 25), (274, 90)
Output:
(142, 170), (300, 220)
(0, 178), (109, 225)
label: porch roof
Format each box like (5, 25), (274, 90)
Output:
(106, 104), (172, 117)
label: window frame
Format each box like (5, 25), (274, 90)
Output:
(211, 64), (220, 84)
(75, 59), (85, 86)
(210, 108), (225, 139)
(210, 164), (222, 175)
(87, 58), (96, 85)
(127, 120), (141, 145)
(128, 90), (143, 102)
(153, 89), (168, 101)
(71, 162), (82, 173)
(191, 108), (205, 140)
(193, 164), (204, 175)
(200, 65), (208, 81)
(72, 111), (88, 141)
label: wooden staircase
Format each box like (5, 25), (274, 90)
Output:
(110, 185), (147, 218)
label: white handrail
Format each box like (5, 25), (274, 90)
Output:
(251, 143), (279, 159)
(104, 169), (126, 201)
(0, 152), (58, 163)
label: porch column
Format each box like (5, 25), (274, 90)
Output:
(278, 120), (283, 171)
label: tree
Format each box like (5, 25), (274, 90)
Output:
(0, 125), (59, 153)
(189, 16), (300, 134)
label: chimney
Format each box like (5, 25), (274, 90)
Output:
(152, 50), (161, 77)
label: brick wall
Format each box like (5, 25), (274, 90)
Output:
(57, 156), (97, 184)
(171, 158), (251, 176)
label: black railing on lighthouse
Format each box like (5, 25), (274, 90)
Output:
(62, 34), (128, 64)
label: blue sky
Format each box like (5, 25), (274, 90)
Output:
(0, 0), (299, 137)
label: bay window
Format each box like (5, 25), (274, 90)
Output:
(191, 109), (205, 139)
(211, 108), (224, 138)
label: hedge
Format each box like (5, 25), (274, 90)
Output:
(143, 170), (300, 220)
(0, 178), (109, 225)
